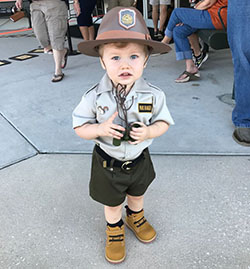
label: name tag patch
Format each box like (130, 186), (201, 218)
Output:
(138, 103), (153, 113)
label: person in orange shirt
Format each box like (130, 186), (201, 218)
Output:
(162, 0), (227, 83)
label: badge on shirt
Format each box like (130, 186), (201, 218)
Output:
(138, 103), (153, 113)
(119, 9), (136, 30)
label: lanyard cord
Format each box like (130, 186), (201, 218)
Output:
(113, 83), (134, 129)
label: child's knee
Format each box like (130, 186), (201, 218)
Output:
(127, 194), (143, 201)
(105, 204), (122, 213)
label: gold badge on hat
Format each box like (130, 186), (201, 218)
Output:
(119, 9), (136, 30)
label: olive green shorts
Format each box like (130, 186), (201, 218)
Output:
(89, 146), (156, 207)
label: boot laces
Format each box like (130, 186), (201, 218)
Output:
(108, 233), (124, 242)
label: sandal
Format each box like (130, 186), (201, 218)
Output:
(51, 73), (64, 83)
(153, 29), (159, 39)
(44, 49), (53, 54)
(61, 48), (69, 69)
(175, 70), (200, 83)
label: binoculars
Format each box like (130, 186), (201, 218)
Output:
(113, 123), (141, 146)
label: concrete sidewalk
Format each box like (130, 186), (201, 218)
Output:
(1, 34), (250, 169)
(0, 154), (250, 268)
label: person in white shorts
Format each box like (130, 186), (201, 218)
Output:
(150, 0), (171, 40)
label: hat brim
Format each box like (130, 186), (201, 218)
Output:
(77, 38), (171, 57)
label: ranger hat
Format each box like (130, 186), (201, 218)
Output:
(77, 6), (171, 57)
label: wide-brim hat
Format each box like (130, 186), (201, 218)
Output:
(78, 6), (171, 57)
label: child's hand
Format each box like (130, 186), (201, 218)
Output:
(129, 122), (149, 144)
(97, 111), (125, 139)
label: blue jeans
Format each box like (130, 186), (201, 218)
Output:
(227, 1), (250, 128)
(165, 8), (215, 60)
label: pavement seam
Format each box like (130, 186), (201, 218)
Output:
(0, 152), (38, 170)
(0, 111), (40, 153)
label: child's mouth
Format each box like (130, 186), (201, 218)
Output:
(119, 72), (132, 78)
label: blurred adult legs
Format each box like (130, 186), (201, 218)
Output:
(30, 0), (68, 81)
(77, 0), (97, 40)
(107, 0), (134, 11)
(53, 48), (67, 76)
(188, 33), (200, 57)
(79, 25), (95, 40)
(151, 2), (168, 39)
(162, 8), (214, 81)
(159, 4), (167, 33)
(227, 0), (250, 145)
(152, 4), (159, 33)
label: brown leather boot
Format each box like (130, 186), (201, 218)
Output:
(105, 225), (126, 264)
(125, 208), (156, 243)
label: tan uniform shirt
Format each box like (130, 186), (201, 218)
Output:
(73, 74), (174, 161)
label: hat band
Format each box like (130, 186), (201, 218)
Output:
(96, 30), (151, 41)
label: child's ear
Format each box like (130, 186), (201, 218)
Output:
(144, 56), (149, 68)
(100, 57), (106, 70)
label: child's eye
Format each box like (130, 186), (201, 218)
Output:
(111, 56), (120, 60)
(130, 55), (138, 59)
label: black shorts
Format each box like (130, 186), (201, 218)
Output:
(77, 0), (97, 27)
(89, 145), (156, 206)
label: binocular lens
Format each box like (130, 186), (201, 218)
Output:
(112, 123), (141, 146)
(12, 6), (18, 13)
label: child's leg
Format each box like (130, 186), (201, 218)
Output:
(104, 204), (123, 224)
(125, 194), (156, 243)
(127, 194), (143, 212)
(104, 204), (125, 264)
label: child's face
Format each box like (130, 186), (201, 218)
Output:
(100, 43), (148, 91)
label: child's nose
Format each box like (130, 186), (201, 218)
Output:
(120, 58), (130, 68)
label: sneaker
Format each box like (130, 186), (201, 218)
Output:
(125, 207), (156, 243)
(194, 51), (208, 69)
(191, 49), (195, 62)
(105, 225), (126, 264)
(232, 127), (250, 147)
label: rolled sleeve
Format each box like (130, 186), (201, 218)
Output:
(72, 94), (97, 129)
(151, 91), (174, 125)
